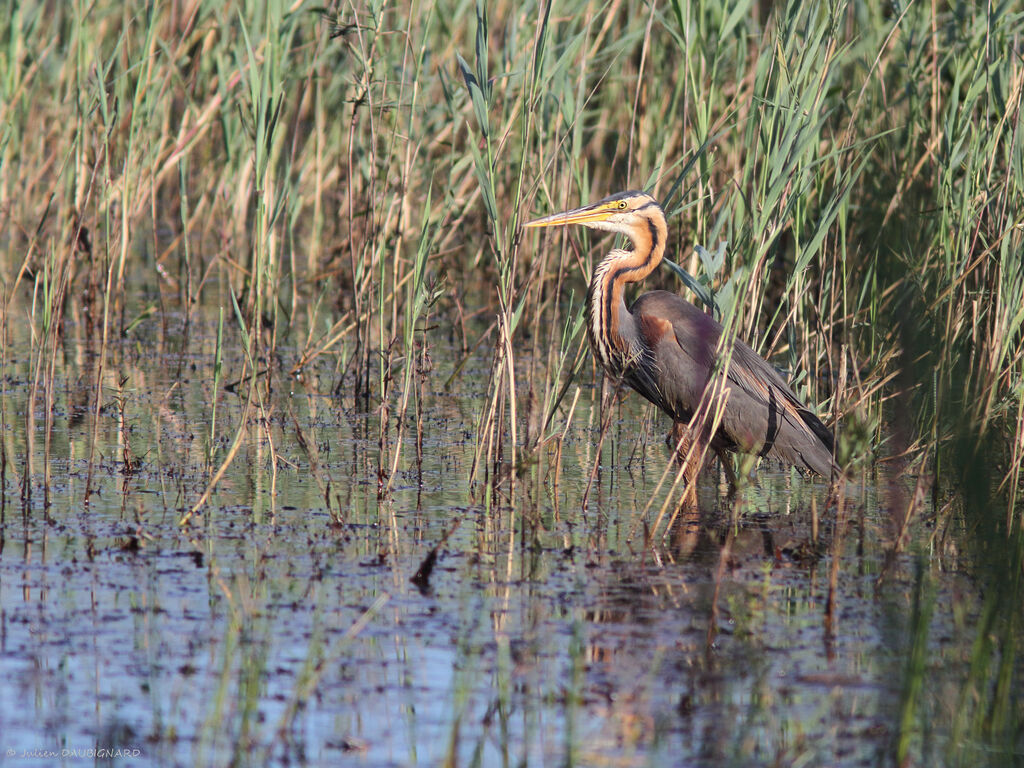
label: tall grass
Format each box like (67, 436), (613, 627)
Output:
(1, 0), (1022, 760)
(0, 2), (1019, 510)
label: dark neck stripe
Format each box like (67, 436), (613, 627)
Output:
(646, 218), (660, 254)
(592, 210), (665, 366)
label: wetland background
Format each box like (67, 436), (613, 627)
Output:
(1, 0), (1023, 765)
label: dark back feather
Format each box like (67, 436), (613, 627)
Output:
(629, 291), (837, 477)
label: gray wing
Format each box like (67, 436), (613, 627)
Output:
(629, 291), (838, 477)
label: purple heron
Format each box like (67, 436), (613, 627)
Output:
(524, 191), (838, 489)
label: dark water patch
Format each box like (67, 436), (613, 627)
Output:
(0, 309), (993, 767)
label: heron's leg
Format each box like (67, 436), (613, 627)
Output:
(668, 422), (707, 508)
(667, 422), (691, 467)
(713, 447), (738, 497)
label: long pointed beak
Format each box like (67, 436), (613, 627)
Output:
(523, 202), (613, 229)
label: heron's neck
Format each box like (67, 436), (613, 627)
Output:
(587, 218), (666, 372)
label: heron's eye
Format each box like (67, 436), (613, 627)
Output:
(618, 200), (627, 209)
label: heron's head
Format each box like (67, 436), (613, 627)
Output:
(524, 191), (665, 240)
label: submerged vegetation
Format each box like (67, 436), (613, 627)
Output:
(1, 0), (1022, 764)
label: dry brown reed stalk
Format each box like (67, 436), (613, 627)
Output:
(181, 392), (256, 526)
(580, 386), (620, 512)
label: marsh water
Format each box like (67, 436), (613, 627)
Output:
(0, 291), (983, 767)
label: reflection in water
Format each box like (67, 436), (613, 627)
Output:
(0, 304), (980, 767)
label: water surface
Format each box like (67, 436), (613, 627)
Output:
(0, 297), (975, 767)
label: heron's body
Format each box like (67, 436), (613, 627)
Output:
(525, 191), (838, 483)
